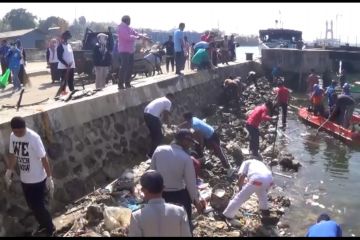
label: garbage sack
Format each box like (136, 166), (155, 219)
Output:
(103, 206), (132, 231)
(0, 69), (10, 88)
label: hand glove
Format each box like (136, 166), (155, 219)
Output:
(46, 177), (54, 199)
(4, 169), (13, 189)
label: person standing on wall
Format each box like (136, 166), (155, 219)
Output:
(93, 33), (112, 90)
(174, 23), (186, 75)
(144, 93), (175, 158)
(4, 117), (55, 237)
(0, 39), (11, 82)
(128, 170), (192, 237)
(162, 35), (175, 73)
(15, 39), (28, 86)
(46, 38), (60, 83)
(6, 42), (22, 93)
(228, 35), (236, 61)
(57, 30), (76, 95)
(117, 15), (150, 89)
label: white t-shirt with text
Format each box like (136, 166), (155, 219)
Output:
(144, 97), (172, 118)
(9, 128), (47, 184)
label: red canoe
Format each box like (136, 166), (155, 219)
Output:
(298, 107), (360, 144)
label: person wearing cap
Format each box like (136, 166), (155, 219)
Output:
(324, 80), (338, 113)
(5, 42), (22, 92)
(57, 30), (76, 95)
(117, 15), (150, 89)
(310, 84), (325, 117)
(191, 44), (214, 71)
(342, 82), (351, 96)
(93, 33), (112, 90)
(306, 213), (342, 237)
(46, 38), (60, 83)
(330, 91), (355, 129)
(150, 129), (205, 233)
(128, 170), (191, 237)
(4, 117), (55, 236)
(274, 80), (290, 127)
(144, 94), (175, 158)
(222, 159), (273, 226)
(246, 100), (277, 158)
(179, 112), (230, 168)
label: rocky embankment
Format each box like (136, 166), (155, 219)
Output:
(53, 76), (301, 237)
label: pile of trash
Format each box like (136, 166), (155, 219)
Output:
(53, 75), (297, 237)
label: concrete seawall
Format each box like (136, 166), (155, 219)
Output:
(0, 61), (262, 235)
(261, 48), (360, 91)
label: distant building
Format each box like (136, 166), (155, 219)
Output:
(0, 28), (47, 49)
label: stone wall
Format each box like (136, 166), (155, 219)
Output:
(0, 61), (261, 236)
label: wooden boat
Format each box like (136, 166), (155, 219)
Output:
(298, 107), (360, 144)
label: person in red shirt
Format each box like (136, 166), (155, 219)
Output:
(246, 101), (277, 157)
(200, 31), (210, 42)
(307, 69), (319, 96)
(274, 80), (290, 127)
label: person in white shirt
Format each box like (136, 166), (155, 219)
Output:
(128, 170), (192, 237)
(144, 93), (175, 157)
(151, 129), (205, 234)
(222, 159), (273, 225)
(4, 117), (55, 236)
(46, 38), (60, 83)
(56, 30), (76, 96)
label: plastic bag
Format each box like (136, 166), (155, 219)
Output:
(103, 206), (132, 231)
(0, 69), (10, 88)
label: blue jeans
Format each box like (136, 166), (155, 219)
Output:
(11, 67), (20, 89)
(246, 123), (260, 156)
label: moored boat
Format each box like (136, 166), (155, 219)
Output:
(298, 107), (360, 144)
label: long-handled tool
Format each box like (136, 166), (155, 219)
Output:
(316, 108), (336, 136)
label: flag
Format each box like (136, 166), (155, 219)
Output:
(0, 68), (10, 88)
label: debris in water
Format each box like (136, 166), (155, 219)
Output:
(312, 195), (319, 200)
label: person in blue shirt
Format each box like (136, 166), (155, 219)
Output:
(179, 112), (230, 168)
(325, 80), (337, 113)
(173, 23), (185, 75)
(306, 213), (342, 237)
(0, 39), (11, 82)
(6, 42), (22, 92)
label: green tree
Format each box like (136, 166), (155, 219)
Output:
(2, 8), (37, 30)
(38, 16), (69, 34)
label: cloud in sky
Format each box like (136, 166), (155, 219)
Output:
(0, 3), (359, 43)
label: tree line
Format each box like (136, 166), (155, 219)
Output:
(0, 8), (259, 46)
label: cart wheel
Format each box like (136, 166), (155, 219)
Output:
(131, 73), (137, 79)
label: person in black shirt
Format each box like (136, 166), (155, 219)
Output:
(330, 93), (355, 128)
(162, 36), (175, 73)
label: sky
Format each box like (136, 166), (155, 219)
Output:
(0, 2), (359, 43)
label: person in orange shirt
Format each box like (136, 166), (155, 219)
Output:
(310, 84), (325, 117)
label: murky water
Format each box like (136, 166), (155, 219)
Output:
(274, 96), (360, 237)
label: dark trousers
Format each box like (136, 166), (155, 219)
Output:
(118, 52), (134, 87)
(175, 51), (185, 74)
(144, 113), (163, 157)
(162, 189), (193, 233)
(165, 56), (174, 72)
(21, 179), (55, 235)
(50, 63), (60, 82)
(59, 68), (75, 91)
(313, 104), (325, 117)
(246, 123), (260, 157)
(279, 103), (288, 125)
(205, 132), (229, 167)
